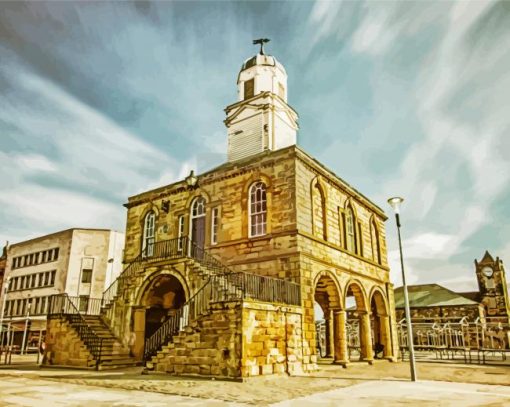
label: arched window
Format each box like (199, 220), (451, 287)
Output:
(190, 197), (206, 250)
(371, 219), (381, 264)
(345, 206), (356, 253)
(191, 197), (206, 218)
(249, 182), (267, 237)
(312, 183), (327, 240)
(143, 211), (156, 256)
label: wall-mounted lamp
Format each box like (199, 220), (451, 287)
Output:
(185, 170), (198, 189)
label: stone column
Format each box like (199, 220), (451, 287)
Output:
(360, 312), (374, 364)
(326, 310), (334, 358)
(333, 310), (348, 367)
(380, 315), (392, 358)
(131, 306), (146, 361)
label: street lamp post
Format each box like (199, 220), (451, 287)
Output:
(21, 303), (31, 355)
(0, 277), (10, 348)
(387, 197), (417, 382)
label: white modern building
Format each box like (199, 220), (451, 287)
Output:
(0, 228), (124, 348)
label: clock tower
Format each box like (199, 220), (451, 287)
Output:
(225, 39), (299, 162)
(475, 251), (510, 322)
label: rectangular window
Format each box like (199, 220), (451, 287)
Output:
(244, 78), (254, 99)
(211, 207), (219, 245)
(54, 248), (59, 261)
(177, 215), (185, 251)
(81, 258), (94, 283)
(50, 270), (56, 285)
(44, 272), (50, 286)
(42, 251), (47, 263)
(81, 269), (92, 284)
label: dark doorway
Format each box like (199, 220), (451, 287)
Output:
(143, 275), (186, 340)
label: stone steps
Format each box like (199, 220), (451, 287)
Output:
(70, 315), (139, 369)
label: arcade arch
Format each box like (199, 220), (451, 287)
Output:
(370, 288), (392, 359)
(344, 280), (374, 362)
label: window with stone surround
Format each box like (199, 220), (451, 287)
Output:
(177, 215), (185, 251)
(345, 205), (357, 254)
(249, 182), (267, 237)
(312, 183), (327, 241)
(142, 211), (156, 256)
(211, 207), (219, 245)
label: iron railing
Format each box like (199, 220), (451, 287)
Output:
(144, 276), (215, 360)
(103, 237), (301, 309)
(48, 294), (104, 369)
(103, 236), (301, 360)
(397, 317), (510, 364)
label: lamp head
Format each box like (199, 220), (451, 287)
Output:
(387, 196), (404, 214)
(185, 170), (198, 188)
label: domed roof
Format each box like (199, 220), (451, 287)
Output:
(240, 54), (286, 74)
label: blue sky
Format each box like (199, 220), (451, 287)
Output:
(1, 1), (509, 290)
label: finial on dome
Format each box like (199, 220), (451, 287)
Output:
(253, 38), (270, 55)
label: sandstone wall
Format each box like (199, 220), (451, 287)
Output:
(149, 301), (243, 377)
(43, 317), (94, 368)
(123, 148), (300, 283)
(149, 300), (314, 378)
(241, 301), (315, 376)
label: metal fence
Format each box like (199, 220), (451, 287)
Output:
(398, 317), (510, 364)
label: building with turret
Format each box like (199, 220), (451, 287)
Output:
(44, 43), (398, 376)
(395, 251), (510, 324)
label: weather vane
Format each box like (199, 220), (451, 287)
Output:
(253, 38), (270, 55)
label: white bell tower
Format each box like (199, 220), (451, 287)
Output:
(225, 39), (299, 162)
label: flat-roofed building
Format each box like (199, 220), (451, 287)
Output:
(1, 228), (124, 349)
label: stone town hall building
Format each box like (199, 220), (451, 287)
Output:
(44, 44), (398, 376)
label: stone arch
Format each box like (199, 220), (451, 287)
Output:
(241, 172), (273, 194)
(369, 286), (388, 316)
(344, 279), (368, 312)
(184, 189), (211, 209)
(135, 268), (190, 306)
(369, 286), (392, 359)
(313, 270), (342, 359)
(313, 270), (343, 312)
(129, 268), (190, 361)
(344, 279), (374, 362)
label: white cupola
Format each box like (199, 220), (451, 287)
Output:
(225, 39), (298, 162)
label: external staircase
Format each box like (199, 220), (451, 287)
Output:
(48, 237), (300, 371)
(47, 295), (138, 370)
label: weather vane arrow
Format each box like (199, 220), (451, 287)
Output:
(253, 38), (270, 55)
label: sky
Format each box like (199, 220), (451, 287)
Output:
(1, 1), (509, 291)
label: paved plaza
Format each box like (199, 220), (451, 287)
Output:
(0, 360), (509, 406)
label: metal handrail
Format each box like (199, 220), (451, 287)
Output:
(102, 237), (301, 309)
(48, 294), (104, 369)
